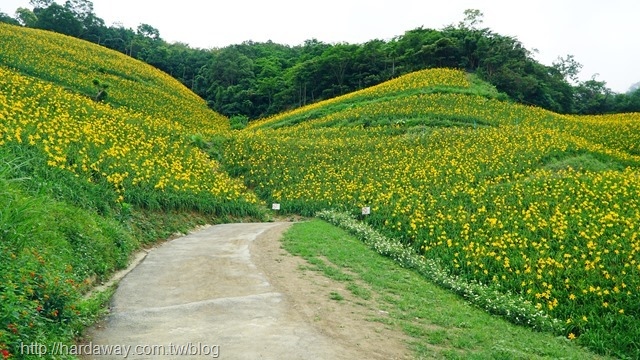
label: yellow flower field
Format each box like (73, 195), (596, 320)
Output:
(247, 67), (472, 129)
(0, 23), (228, 135)
(225, 68), (640, 356)
(0, 24), (258, 212)
(0, 66), (256, 207)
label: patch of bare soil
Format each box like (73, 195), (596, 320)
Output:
(251, 223), (413, 360)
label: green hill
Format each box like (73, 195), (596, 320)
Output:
(225, 68), (640, 358)
(0, 23), (264, 358)
(0, 23), (261, 211)
(2, 22), (640, 359)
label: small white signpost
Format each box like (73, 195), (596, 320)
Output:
(361, 206), (371, 215)
(272, 203), (281, 211)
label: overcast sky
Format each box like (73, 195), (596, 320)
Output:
(2, 0), (638, 93)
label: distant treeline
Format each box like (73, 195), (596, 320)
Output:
(2, 2), (639, 119)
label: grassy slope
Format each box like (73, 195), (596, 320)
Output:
(0, 24), (223, 134)
(247, 68), (505, 130)
(0, 24), (264, 359)
(225, 69), (640, 358)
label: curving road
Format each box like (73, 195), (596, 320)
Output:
(82, 222), (353, 360)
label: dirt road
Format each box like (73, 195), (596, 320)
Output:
(82, 222), (410, 359)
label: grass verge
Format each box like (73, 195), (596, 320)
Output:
(281, 219), (609, 359)
(0, 155), (261, 359)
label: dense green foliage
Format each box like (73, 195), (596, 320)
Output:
(0, 151), (135, 358)
(2, 2), (639, 119)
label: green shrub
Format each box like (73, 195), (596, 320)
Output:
(230, 115), (249, 130)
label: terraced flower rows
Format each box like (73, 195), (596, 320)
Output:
(247, 68), (474, 130)
(0, 66), (258, 211)
(1, 24), (265, 360)
(0, 24), (226, 135)
(226, 69), (640, 357)
(0, 24), (258, 213)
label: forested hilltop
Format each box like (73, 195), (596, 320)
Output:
(2, 2), (639, 119)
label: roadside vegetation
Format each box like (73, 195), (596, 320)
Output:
(281, 219), (609, 359)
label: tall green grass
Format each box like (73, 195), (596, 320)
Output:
(0, 155), (135, 358)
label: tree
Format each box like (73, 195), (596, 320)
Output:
(102, 25), (135, 55)
(15, 8), (37, 27)
(64, 0), (105, 41)
(204, 47), (256, 116)
(254, 57), (284, 113)
(616, 88), (640, 113)
(34, 3), (83, 37)
(353, 39), (391, 88)
(574, 75), (614, 114)
(300, 39), (330, 59)
(92, 78), (109, 102)
(459, 9), (484, 29)
(0, 12), (20, 26)
(552, 54), (583, 84)
(64, 0), (94, 19)
(317, 43), (358, 96)
(136, 23), (160, 40)
(419, 36), (461, 68)
(209, 47), (254, 87)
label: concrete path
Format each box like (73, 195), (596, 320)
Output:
(82, 222), (350, 360)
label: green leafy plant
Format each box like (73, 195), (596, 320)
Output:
(92, 78), (109, 102)
(230, 115), (249, 130)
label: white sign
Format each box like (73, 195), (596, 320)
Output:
(361, 206), (371, 215)
(272, 203), (281, 210)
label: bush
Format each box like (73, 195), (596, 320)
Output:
(230, 115), (249, 130)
